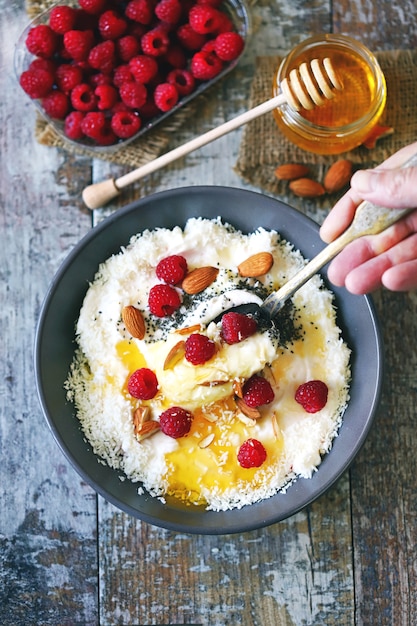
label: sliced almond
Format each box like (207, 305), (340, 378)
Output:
(133, 406), (150, 433)
(163, 340), (186, 370)
(235, 397), (261, 420)
(271, 413), (282, 439)
(175, 324), (202, 335)
(199, 433), (215, 449)
(122, 305), (146, 340)
(238, 252), (274, 278)
(233, 378), (244, 398)
(263, 364), (277, 387)
(182, 266), (219, 294)
(236, 412), (257, 426)
(199, 379), (228, 387)
(136, 420), (160, 442)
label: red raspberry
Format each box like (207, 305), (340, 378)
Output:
(237, 438), (267, 469)
(213, 12), (233, 34)
(119, 81), (147, 109)
(156, 255), (188, 284)
(148, 284), (181, 317)
(127, 368), (158, 399)
(155, 0), (182, 24)
(111, 110), (141, 138)
(189, 5), (222, 34)
(89, 72), (113, 88)
(242, 375), (275, 408)
(99, 10), (128, 40)
(78, 0), (107, 14)
(125, 0), (153, 25)
(167, 68), (195, 95)
(64, 110), (85, 140)
(116, 35), (141, 63)
(190, 49), (223, 80)
(129, 55), (159, 84)
(81, 111), (117, 144)
(95, 84), (118, 110)
(71, 83), (97, 111)
(196, 0), (223, 8)
(220, 312), (257, 345)
(214, 31), (244, 61)
(56, 63), (83, 93)
(295, 380), (328, 413)
(159, 406), (193, 438)
(88, 40), (116, 72)
(141, 27), (170, 56)
(49, 5), (78, 34)
(196, 0), (223, 6)
(19, 68), (54, 99)
(42, 90), (69, 119)
(164, 44), (187, 69)
(113, 64), (134, 87)
(185, 333), (216, 365)
(26, 24), (58, 59)
(28, 58), (56, 74)
(63, 29), (95, 61)
(176, 23), (207, 51)
(138, 96), (160, 119)
(153, 82), (178, 112)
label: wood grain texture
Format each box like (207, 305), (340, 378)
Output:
(0, 3), (97, 624)
(98, 475), (353, 626)
(1, 0), (416, 624)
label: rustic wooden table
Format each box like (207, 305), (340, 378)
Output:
(1, 1), (417, 624)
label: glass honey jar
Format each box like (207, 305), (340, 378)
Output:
(272, 34), (387, 155)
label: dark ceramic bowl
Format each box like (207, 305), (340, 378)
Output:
(34, 186), (383, 534)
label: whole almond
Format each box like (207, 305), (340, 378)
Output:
(182, 266), (219, 294)
(122, 305), (145, 339)
(289, 178), (326, 198)
(275, 163), (310, 180)
(238, 251), (274, 277)
(324, 159), (353, 193)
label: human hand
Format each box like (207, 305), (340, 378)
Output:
(320, 142), (417, 293)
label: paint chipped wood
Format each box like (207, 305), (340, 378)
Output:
(1, 1), (417, 625)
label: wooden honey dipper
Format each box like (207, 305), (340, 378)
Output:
(82, 58), (342, 210)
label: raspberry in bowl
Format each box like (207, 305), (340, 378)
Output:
(14, 0), (251, 152)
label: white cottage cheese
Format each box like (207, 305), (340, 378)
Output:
(66, 217), (351, 511)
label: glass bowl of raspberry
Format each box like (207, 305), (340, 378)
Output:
(14, 0), (251, 152)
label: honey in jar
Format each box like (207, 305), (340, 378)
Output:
(272, 34), (387, 155)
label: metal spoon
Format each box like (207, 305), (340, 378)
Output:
(217, 151), (417, 323)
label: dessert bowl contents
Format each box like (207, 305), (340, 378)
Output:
(65, 217), (351, 511)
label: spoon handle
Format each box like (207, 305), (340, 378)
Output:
(262, 152), (417, 318)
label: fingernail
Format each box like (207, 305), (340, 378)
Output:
(351, 169), (379, 194)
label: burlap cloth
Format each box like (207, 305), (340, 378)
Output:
(235, 51), (417, 198)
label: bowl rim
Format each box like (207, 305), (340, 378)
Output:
(34, 185), (384, 534)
